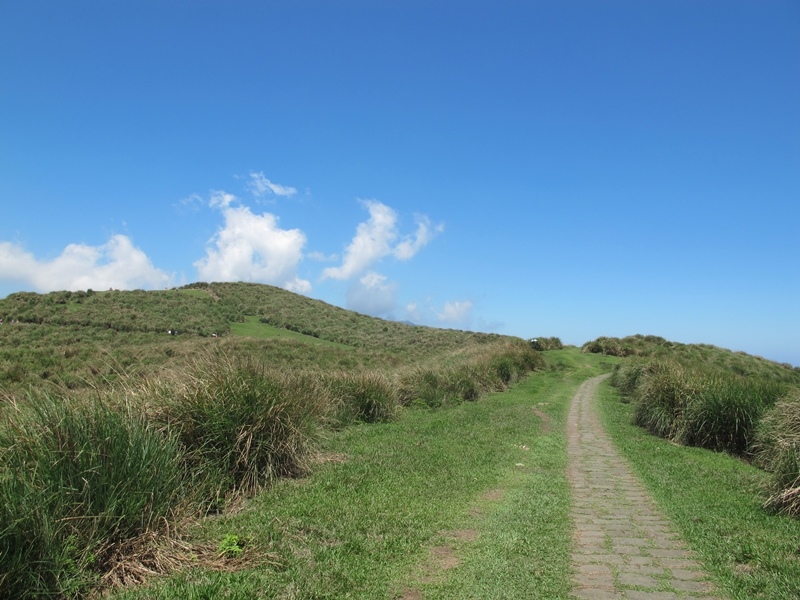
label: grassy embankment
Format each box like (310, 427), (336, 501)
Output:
(0, 282), (552, 599)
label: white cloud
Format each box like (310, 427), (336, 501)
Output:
(438, 300), (474, 325)
(394, 215), (444, 260)
(322, 200), (396, 281)
(346, 271), (397, 317)
(307, 250), (338, 262)
(0, 235), (173, 292)
(209, 190), (237, 209)
(247, 172), (297, 198)
(195, 199), (311, 293)
(321, 200), (441, 281)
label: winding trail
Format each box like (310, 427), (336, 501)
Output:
(567, 375), (721, 600)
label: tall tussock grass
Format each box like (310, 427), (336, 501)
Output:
(0, 393), (188, 599)
(396, 341), (543, 407)
(324, 370), (398, 424)
(159, 350), (331, 495)
(623, 359), (788, 456)
(755, 390), (800, 516)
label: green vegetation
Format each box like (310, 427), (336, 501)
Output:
(0, 393), (189, 597)
(0, 283), (545, 599)
(111, 350), (612, 600)
(599, 380), (800, 599)
(2, 287), (798, 599)
(754, 389), (800, 516)
(528, 336), (565, 351)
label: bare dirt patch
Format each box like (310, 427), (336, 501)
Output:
(532, 403), (552, 434)
(480, 488), (505, 502)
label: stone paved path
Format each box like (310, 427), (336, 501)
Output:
(567, 375), (722, 600)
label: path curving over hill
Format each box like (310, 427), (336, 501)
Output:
(567, 375), (721, 600)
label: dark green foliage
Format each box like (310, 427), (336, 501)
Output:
(679, 374), (787, 455)
(529, 337), (564, 351)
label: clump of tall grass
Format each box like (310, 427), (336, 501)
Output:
(624, 359), (788, 456)
(325, 370), (399, 424)
(609, 358), (650, 398)
(158, 350), (331, 495)
(755, 390), (800, 516)
(633, 359), (696, 440)
(0, 393), (188, 599)
(678, 374), (787, 455)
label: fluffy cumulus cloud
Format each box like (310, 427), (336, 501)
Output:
(0, 235), (173, 292)
(346, 271), (397, 318)
(321, 200), (442, 281)
(195, 195), (311, 293)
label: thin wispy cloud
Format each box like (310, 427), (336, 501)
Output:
(0, 235), (173, 292)
(438, 300), (474, 325)
(247, 171), (298, 198)
(404, 298), (475, 329)
(307, 250), (338, 262)
(321, 200), (442, 281)
(195, 193), (311, 293)
(395, 214), (444, 260)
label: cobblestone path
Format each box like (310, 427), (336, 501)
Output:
(567, 375), (721, 600)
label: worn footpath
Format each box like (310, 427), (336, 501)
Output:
(567, 375), (721, 600)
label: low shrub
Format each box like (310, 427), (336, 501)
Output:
(755, 390), (800, 516)
(0, 393), (187, 599)
(529, 337), (564, 351)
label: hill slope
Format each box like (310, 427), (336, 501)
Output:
(0, 282), (510, 394)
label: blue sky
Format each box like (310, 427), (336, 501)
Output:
(1, 1), (798, 365)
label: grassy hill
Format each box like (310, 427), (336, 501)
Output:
(0, 282), (512, 394)
(583, 334), (800, 519)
